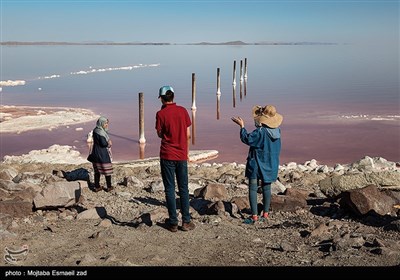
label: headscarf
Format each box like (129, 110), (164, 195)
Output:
(93, 116), (110, 141)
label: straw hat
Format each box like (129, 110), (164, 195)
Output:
(252, 105), (283, 128)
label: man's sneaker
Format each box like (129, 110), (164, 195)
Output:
(167, 223), (178, 232)
(181, 221), (195, 231)
(165, 219), (178, 232)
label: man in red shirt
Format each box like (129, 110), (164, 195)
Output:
(155, 85), (195, 232)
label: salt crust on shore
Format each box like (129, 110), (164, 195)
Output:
(0, 105), (99, 133)
(1, 144), (219, 165)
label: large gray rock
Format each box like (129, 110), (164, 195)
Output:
(33, 181), (82, 209)
(0, 200), (33, 217)
(194, 183), (228, 202)
(230, 196), (249, 211)
(320, 174), (369, 197)
(369, 171), (400, 187)
(0, 166), (18, 181)
(319, 171), (400, 197)
(0, 179), (24, 192)
(351, 156), (396, 171)
(271, 194), (308, 212)
(342, 184), (396, 216)
(76, 207), (107, 220)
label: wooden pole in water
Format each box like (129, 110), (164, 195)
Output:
(244, 58), (248, 79)
(138, 92), (146, 144)
(232, 60), (236, 86)
(191, 73), (196, 145)
(191, 73), (196, 111)
(216, 68), (221, 95)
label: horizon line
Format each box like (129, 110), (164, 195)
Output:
(0, 40), (339, 46)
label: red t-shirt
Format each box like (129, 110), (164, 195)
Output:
(155, 103), (191, 160)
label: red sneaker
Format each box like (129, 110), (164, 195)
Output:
(243, 215), (258, 224)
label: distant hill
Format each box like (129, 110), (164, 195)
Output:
(190, 40), (248, 45)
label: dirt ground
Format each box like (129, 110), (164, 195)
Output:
(1, 161), (400, 273)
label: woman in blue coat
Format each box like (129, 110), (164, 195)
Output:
(87, 116), (114, 192)
(232, 104), (283, 223)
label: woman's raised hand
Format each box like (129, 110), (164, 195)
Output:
(231, 116), (244, 128)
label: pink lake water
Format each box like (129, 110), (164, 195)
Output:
(1, 45), (399, 165)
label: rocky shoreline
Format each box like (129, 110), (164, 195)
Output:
(1, 146), (400, 267)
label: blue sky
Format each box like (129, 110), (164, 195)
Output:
(1, 0), (398, 44)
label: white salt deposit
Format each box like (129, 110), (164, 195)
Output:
(0, 80), (26, 87)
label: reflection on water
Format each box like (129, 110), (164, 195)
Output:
(139, 143), (145, 160)
(191, 109), (196, 145)
(240, 79), (243, 101)
(216, 94), (221, 120)
(232, 84), (236, 108)
(244, 78), (247, 97)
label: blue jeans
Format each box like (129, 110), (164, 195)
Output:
(249, 178), (271, 216)
(160, 159), (190, 225)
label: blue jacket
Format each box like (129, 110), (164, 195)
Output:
(240, 126), (281, 183)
